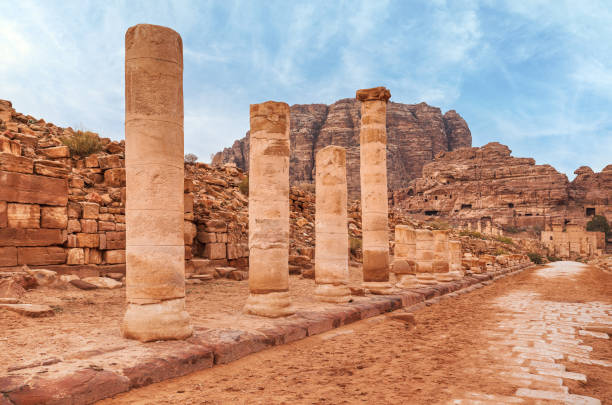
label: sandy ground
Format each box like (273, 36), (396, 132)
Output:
(0, 265), (369, 369)
(97, 262), (612, 405)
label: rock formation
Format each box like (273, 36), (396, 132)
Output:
(121, 24), (192, 342)
(314, 145), (351, 303)
(243, 101), (294, 317)
(212, 99), (472, 198)
(391, 142), (611, 232)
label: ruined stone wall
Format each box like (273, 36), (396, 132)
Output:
(212, 99), (472, 198)
(541, 224), (605, 259)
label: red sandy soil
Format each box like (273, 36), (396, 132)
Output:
(98, 263), (612, 404)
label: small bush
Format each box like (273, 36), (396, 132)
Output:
(503, 226), (525, 234)
(184, 153), (198, 164)
(60, 130), (102, 157)
(238, 176), (249, 195)
(459, 230), (486, 240)
(428, 220), (450, 230)
(586, 215), (611, 237)
(547, 255), (561, 262)
(494, 248), (508, 256)
(527, 252), (543, 264)
(349, 237), (362, 255)
(495, 236), (514, 244)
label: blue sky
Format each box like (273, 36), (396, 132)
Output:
(1, 0), (610, 179)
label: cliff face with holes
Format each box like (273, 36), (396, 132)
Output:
(391, 142), (612, 230)
(212, 98), (472, 198)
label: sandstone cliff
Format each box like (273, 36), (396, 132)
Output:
(212, 99), (472, 197)
(391, 142), (612, 230)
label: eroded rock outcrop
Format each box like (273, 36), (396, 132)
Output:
(392, 142), (611, 231)
(212, 99), (472, 198)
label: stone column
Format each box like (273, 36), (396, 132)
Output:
(244, 101), (294, 317)
(448, 240), (463, 280)
(415, 229), (437, 285)
(121, 24), (191, 342)
(314, 145), (351, 303)
(433, 229), (453, 282)
(357, 86), (393, 294)
(392, 225), (417, 288)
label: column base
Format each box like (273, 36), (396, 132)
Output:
(121, 298), (192, 342)
(435, 273), (456, 282)
(395, 274), (419, 289)
(362, 281), (395, 295)
(416, 273), (438, 285)
(314, 284), (351, 303)
(244, 291), (295, 317)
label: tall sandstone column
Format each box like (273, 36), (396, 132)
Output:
(357, 87), (393, 294)
(393, 225), (418, 288)
(122, 24), (192, 341)
(314, 146), (351, 303)
(244, 101), (295, 317)
(415, 229), (437, 285)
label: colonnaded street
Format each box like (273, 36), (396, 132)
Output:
(100, 261), (612, 405)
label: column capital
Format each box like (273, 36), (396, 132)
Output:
(356, 86), (391, 102)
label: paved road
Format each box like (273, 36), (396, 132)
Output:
(100, 262), (612, 404)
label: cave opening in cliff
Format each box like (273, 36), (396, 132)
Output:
(425, 210), (440, 216)
(508, 203), (514, 208)
(461, 204), (472, 209)
(586, 207), (595, 216)
(407, 189), (414, 196)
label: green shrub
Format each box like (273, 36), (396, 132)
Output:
(527, 252), (543, 264)
(495, 236), (514, 244)
(238, 176), (249, 195)
(586, 215), (611, 237)
(459, 230), (486, 240)
(503, 226), (525, 234)
(60, 130), (102, 157)
(494, 248), (508, 256)
(428, 220), (450, 230)
(546, 255), (561, 262)
(349, 237), (362, 255)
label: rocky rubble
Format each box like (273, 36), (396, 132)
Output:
(212, 99), (471, 198)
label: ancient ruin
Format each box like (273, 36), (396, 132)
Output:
(541, 223), (605, 258)
(414, 229), (437, 285)
(357, 87), (393, 294)
(392, 225), (417, 288)
(448, 240), (463, 280)
(121, 24), (192, 341)
(314, 145), (351, 303)
(243, 101), (294, 317)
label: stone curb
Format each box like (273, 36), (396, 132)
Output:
(0, 263), (534, 405)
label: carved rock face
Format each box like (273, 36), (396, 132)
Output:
(212, 99), (472, 198)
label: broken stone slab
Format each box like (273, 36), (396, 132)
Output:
(0, 303), (55, 317)
(215, 267), (236, 278)
(0, 297), (19, 304)
(70, 279), (98, 290)
(189, 274), (213, 280)
(82, 276), (122, 289)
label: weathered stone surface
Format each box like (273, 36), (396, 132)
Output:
(359, 87), (392, 293)
(82, 276), (122, 289)
(0, 152), (33, 173)
(314, 145), (351, 303)
(71, 279), (98, 290)
(213, 99), (472, 198)
(41, 145), (70, 158)
(104, 249), (125, 264)
(40, 206), (67, 229)
(18, 247), (66, 265)
(0, 303), (55, 317)
(0, 228), (63, 247)
(0, 201), (6, 228)
(0, 246), (17, 266)
(244, 101), (294, 317)
(34, 159), (70, 178)
(122, 23), (191, 342)
(7, 203), (40, 228)
(0, 170), (68, 206)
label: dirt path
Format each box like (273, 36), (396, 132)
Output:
(99, 262), (612, 405)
